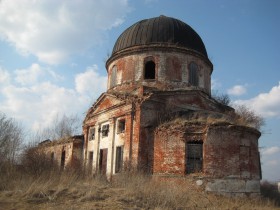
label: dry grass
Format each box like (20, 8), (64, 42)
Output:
(0, 170), (279, 210)
(113, 172), (279, 210)
(158, 110), (263, 132)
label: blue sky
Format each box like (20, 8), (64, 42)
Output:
(0, 0), (279, 181)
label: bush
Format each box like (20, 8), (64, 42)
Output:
(233, 104), (265, 130)
(261, 181), (280, 206)
(21, 146), (58, 177)
(212, 92), (231, 106)
(212, 93), (265, 130)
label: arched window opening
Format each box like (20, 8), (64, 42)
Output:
(189, 62), (199, 86)
(110, 65), (117, 88)
(144, 61), (155, 79)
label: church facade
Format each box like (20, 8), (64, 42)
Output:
(82, 16), (262, 196)
(39, 16), (262, 196)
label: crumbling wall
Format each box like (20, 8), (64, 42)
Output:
(153, 129), (186, 175)
(204, 124), (261, 179)
(107, 50), (212, 94)
(39, 142), (72, 169)
(153, 119), (261, 196)
(204, 124), (261, 196)
(153, 122), (205, 175)
(39, 137), (83, 170)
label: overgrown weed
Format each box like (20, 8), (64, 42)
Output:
(0, 167), (279, 209)
(112, 171), (279, 209)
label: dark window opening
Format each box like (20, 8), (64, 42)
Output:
(61, 150), (66, 170)
(101, 124), (109, 137)
(189, 62), (199, 86)
(144, 61), (155, 79)
(115, 146), (123, 173)
(186, 142), (203, 174)
(99, 149), (108, 174)
(89, 127), (95, 140)
(117, 119), (125, 133)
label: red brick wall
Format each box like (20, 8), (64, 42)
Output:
(204, 125), (261, 179)
(153, 123), (261, 179)
(107, 50), (212, 94)
(153, 130), (185, 175)
(131, 107), (141, 167)
(123, 58), (135, 82)
(166, 56), (182, 81)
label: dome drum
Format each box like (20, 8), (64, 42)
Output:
(106, 44), (213, 70)
(107, 50), (212, 94)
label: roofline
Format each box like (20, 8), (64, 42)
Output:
(83, 92), (129, 125)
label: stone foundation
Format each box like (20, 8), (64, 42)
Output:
(205, 178), (260, 197)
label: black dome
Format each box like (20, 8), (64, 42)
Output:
(112, 15), (208, 58)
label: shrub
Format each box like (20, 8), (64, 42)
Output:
(261, 181), (280, 206)
(21, 146), (58, 177)
(233, 104), (265, 130)
(212, 92), (231, 106)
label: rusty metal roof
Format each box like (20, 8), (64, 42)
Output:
(112, 15), (208, 58)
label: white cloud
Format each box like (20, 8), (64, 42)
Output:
(46, 69), (64, 81)
(15, 63), (44, 85)
(0, 0), (130, 64)
(14, 63), (64, 86)
(261, 146), (280, 181)
(211, 78), (222, 90)
(262, 146), (280, 156)
(235, 82), (280, 118)
(227, 85), (247, 96)
(1, 82), (81, 130)
(0, 64), (106, 132)
(75, 65), (107, 97)
(0, 67), (10, 85)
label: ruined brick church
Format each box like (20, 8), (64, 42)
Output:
(41, 16), (262, 196)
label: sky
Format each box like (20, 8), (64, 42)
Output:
(0, 0), (279, 181)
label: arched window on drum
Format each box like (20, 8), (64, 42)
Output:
(144, 60), (155, 80)
(189, 62), (199, 86)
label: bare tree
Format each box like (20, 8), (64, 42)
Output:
(31, 114), (81, 142)
(52, 114), (81, 139)
(0, 112), (24, 167)
(212, 92), (231, 106)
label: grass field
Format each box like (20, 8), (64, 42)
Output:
(0, 169), (279, 210)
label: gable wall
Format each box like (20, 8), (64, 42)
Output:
(83, 94), (142, 177)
